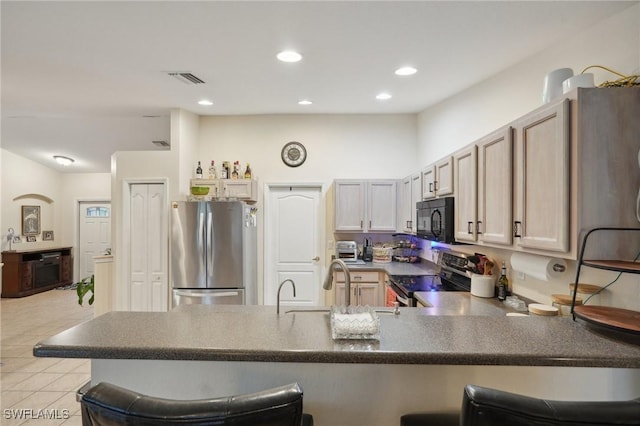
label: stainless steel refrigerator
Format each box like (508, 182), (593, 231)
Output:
(170, 200), (257, 307)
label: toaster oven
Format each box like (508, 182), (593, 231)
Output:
(335, 241), (358, 262)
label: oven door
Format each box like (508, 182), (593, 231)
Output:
(385, 282), (412, 307)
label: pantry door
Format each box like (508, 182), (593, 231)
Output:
(265, 185), (324, 307)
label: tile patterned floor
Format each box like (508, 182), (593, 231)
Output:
(1, 289), (93, 425)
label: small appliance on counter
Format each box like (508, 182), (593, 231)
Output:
(362, 238), (373, 262)
(336, 241), (358, 262)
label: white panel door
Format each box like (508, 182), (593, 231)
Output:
(129, 183), (167, 312)
(79, 202), (111, 280)
(265, 186), (323, 307)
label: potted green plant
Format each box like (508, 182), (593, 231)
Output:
(76, 274), (95, 306)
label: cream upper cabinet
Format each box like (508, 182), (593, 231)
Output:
(513, 98), (570, 253)
(189, 179), (257, 202)
(334, 181), (366, 232)
(453, 146), (478, 243)
(334, 180), (397, 233)
(367, 180), (398, 232)
(477, 126), (513, 246)
(400, 174), (421, 233)
(422, 156), (453, 200)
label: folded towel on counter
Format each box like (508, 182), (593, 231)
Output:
(332, 312), (379, 336)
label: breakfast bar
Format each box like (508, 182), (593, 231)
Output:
(34, 304), (640, 426)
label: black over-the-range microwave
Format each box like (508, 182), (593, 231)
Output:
(416, 197), (455, 244)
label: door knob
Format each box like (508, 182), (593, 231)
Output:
(312, 256), (320, 261)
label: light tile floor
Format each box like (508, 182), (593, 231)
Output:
(1, 289), (93, 425)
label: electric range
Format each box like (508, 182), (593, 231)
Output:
(387, 250), (472, 307)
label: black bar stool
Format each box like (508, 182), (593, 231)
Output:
(80, 381), (314, 425)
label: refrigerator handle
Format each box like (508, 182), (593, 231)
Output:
(206, 208), (213, 272)
(174, 290), (240, 298)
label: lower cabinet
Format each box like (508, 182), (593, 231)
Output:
(334, 271), (384, 306)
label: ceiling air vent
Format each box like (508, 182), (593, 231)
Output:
(167, 72), (205, 85)
(152, 140), (170, 149)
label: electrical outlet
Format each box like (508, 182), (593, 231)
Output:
(517, 271), (525, 280)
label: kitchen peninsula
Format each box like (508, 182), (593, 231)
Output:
(35, 303), (640, 426)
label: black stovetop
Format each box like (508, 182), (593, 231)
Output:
(389, 274), (465, 297)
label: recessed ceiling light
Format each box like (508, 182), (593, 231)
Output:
(395, 66), (417, 76)
(198, 99), (213, 106)
(376, 93), (392, 100)
(298, 100), (313, 105)
(277, 50), (302, 63)
(53, 155), (74, 166)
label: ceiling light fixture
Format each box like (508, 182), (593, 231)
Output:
(395, 66), (417, 76)
(53, 155), (74, 166)
(198, 99), (213, 106)
(277, 50), (302, 63)
(298, 100), (313, 105)
(376, 93), (392, 100)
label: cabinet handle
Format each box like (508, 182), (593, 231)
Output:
(429, 182), (433, 193)
(434, 180), (438, 192)
(513, 221), (522, 238)
(476, 221), (482, 235)
(353, 276), (362, 280)
(467, 221), (473, 234)
(407, 220), (412, 228)
(369, 221), (372, 228)
(360, 220), (363, 229)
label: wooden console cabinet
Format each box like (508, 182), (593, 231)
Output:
(1, 247), (73, 298)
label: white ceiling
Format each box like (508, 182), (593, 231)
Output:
(2, 1), (635, 173)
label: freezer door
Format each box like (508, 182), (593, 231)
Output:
(171, 202), (207, 289)
(207, 201), (245, 288)
(172, 289), (245, 307)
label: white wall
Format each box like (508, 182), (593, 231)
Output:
(0, 149), (111, 286)
(198, 114), (418, 182)
(1, 149), (63, 252)
(198, 114), (418, 303)
(415, 4), (640, 310)
(417, 3), (640, 164)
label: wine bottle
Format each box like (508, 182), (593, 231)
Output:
(244, 163), (252, 180)
(208, 160), (217, 179)
(231, 161), (239, 180)
(195, 161), (203, 179)
(221, 161), (228, 179)
(497, 261), (508, 301)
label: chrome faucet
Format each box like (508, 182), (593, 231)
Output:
(323, 259), (352, 306)
(277, 279), (296, 314)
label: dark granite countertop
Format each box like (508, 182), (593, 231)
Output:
(34, 304), (640, 368)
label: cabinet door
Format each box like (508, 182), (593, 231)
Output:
(400, 177), (413, 233)
(334, 181), (366, 232)
(222, 180), (252, 199)
(421, 166), (436, 200)
(477, 127), (513, 246)
(454, 146), (478, 242)
(20, 261), (34, 291)
(514, 99), (570, 252)
(435, 156), (453, 196)
(410, 174), (422, 234)
(367, 180), (397, 232)
(357, 283), (380, 307)
(335, 283), (358, 306)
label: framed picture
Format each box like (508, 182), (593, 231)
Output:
(12, 236), (21, 244)
(43, 230), (54, 241)
(22, 205), (41, 236)
(26, 236), (36, 242)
